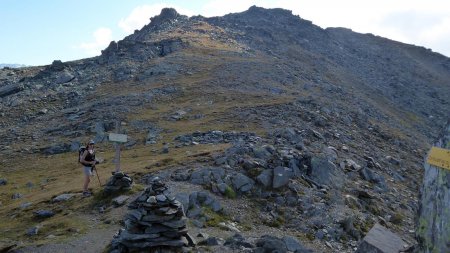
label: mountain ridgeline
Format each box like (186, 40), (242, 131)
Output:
(0, 6), (449, 253)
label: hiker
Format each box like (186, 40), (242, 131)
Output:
(80, 140), (98, 196)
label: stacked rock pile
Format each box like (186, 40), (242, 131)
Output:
(104, 172), (133, 193)
(110, 179), (192, 253)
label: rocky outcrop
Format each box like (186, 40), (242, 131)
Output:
(417, 122), (450, 252)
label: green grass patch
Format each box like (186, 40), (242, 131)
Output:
(203, 207), (228, 227)
(223, 185), (237, 199)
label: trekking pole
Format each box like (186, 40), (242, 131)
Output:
(93, 166), (102, 186)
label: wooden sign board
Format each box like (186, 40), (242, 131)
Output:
(109, 133), (128, 143)
(427, 146), (450, 170)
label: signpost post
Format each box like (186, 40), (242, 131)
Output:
(109, 132), (128, 172)
(417, 122), (450, 253)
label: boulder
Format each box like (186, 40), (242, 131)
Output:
(256, 169), (273, 188)
(0, 178), (7, 186)
(355, 223), (407, 253)
(282, 236), (311, 252)
(231, 173), (254, 193)
(55, 70), (74, 84)
(255, 235), (287, 253)
(310, 156), (344, 188)
(0, 83), (24, 98)
(112, 195), (130, 207)
(273, 166), (293, 189)
(34, 210), (55, 219)
(224, 233), (254, 249)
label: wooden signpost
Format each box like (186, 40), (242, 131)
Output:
(109, 132), (128, 172)
(427, 146), (450, 171)
(417, 122), (450, 252)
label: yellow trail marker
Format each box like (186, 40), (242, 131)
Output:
(427, 146), (450, 170)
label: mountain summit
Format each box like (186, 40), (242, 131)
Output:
(0, 6), (449, 252)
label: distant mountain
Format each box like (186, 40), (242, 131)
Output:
(0, 63), (27, 69)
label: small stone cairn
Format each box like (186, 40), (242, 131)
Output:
(104, 172), (133, 193)
(110, 178), (192, 253)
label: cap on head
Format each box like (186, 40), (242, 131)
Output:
(88, 140), (95, 145)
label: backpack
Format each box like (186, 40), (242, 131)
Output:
(78, 147), (86, 164)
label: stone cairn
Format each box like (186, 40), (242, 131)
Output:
(104, 172), (133, 194)
(110, 178), (193, 253)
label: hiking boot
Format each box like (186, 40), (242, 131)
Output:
(82, 191), (92, 197)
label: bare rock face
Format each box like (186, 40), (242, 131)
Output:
(417, 122), (450, 253)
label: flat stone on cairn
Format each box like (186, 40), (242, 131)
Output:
(104, 172), (133, 194)
(111, 178), (193, 252)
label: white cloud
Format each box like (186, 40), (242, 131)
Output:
(118, 4), (195, 34)
(77, 27), (113, 56)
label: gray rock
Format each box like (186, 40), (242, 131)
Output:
(215, 156), (228, 165)
(289, 159), (302, 177)
(162, 143), (169, 153)
(185, 233), (197, 247)
(257, 169), (273, 188)
(0, 83), (24, 98)
(11, 193), (23, 199)
(175, 193), (189, 212)
(231, 173), (254, 193)
(310, 156), (344, 188)
(52, 193), (75, 202)
(359, 167), (387, 189)
(201, 237), (220, 246)
(355, 223), (407, 253)
(20, 202), (32, 209)
(224, 233), (254, 249)
(275, 196), (285, 205)
(26, 226), (39, 236)
(283, 236), (311, 252)
(190, 168), (211, 185)
(187, 206), (202, 218)
(255, 235), (287, 253)
(385, 156), (401, 166)
(211, 200), (222, 212)
(217, 183), (228, 194)
(55, 70), (74, 84)
(156, 194), (167, 202)
(211, 168), (225, 181)
(252, 146), (272, 160)
(112, 195), (130, 207)
(34, 210), (55, 218)
(192, 219), (204, 228)
(273, 166), (293, 189)
(322, 146), (338, 162)
(0, 178), (7, 186)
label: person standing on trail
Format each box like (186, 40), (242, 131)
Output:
(80, 140), (97, 196)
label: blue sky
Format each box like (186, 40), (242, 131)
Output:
(1, 0), (449, 66)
